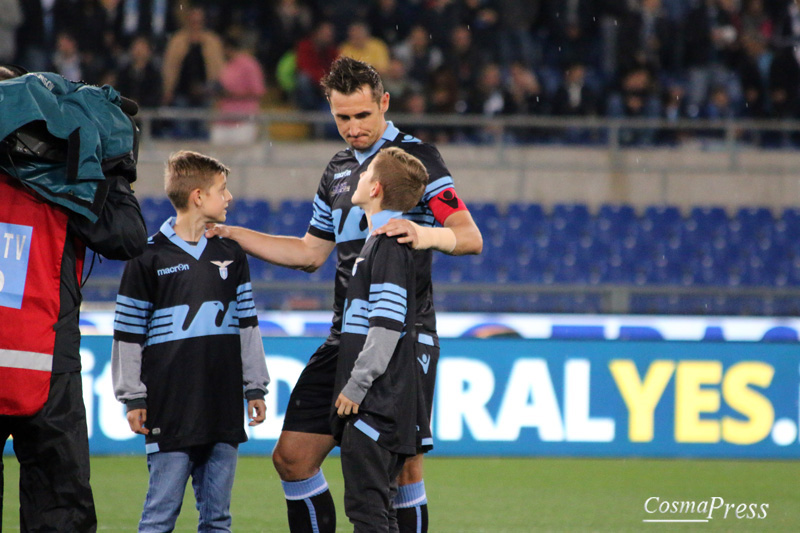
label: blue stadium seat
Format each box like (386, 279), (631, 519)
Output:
(272, 266), (309, 282)
(507, 203), (545, 225)
(140, 197), (175, 235)
(273, 200), (314, 235)
(687, 206), (729, 240)
(641, 205), (682, 235)
(594, 204), (638, 245)
(600, 252), (637, 284)
(643, 257), (685, 285)
(308, 254), (337, 282)
(467, 202), (501, 225)
(245, 256), (268, 281)
(597, 203), (636, 230)
(432, 253), (463, 283)
(735, 206), (774, 228)
(79, 198), (796, 315)
(782, 207), (800, 239)
(551, 203), (591, 238)
(227, 199), (270, 232)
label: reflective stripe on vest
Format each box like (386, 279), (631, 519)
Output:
(0, 172), (67, 415)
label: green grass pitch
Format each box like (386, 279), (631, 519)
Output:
(2, 456), (799, 531)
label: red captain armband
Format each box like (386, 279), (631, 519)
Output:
(429, 188), (467, 225)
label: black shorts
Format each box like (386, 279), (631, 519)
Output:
(415, 332), (439, 452)
(282, 342), (339, 434)
(282, 334), (441, 451)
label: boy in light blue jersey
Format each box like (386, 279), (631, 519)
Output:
(112, 151), (270, 532)
(332, 147), (429, 531)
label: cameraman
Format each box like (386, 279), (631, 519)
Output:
(0, 65), (147, 531)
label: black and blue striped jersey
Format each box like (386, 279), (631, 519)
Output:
(113, 218), (263, 452)
(308, 121), (464, 346)
(333, 226), (418, 456)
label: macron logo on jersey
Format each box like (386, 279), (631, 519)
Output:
(418, 352), (431, 374)
(157, 263), (190, 276)
(333, 169), (352, 180)
(352, 257), (364, 276)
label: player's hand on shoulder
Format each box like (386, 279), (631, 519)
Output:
(248, 399), (267, 426)
(205, 223), (229, 239)
(335, 393), (359, 417)
(373, 218), (421, 248)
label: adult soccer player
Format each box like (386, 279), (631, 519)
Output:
(207, 56), (483, 533)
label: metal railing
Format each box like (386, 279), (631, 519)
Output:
(135, 108), (800, 172)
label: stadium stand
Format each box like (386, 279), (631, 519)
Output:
(81, 198), (798, 317)
(35, 1), (798, 317)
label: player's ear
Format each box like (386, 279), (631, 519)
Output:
(370, 180), (382, 199)
(190, 188), (203, 207)
(380, 92), (390, 113)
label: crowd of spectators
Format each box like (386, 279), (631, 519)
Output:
(4, 0), (800, 145)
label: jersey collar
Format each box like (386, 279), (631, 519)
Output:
(352, 121), (400, 165)
(371, 209), (403, 233)
(160, 217), (208, 260)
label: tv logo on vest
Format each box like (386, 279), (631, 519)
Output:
(0, 223), (33, 309)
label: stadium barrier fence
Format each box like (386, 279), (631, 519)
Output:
(5, 328), (797, 459)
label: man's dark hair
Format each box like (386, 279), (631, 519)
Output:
(321, 56), (384, 102)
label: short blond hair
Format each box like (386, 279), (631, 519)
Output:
(372, 147), (428, 212)
(164, 151), (229, 209)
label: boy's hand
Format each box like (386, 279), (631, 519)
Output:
(247, 399), (267, 426)
(127, 408), (149, 435)
(335, 393), (359, 417)
(205, 223), (230, 239)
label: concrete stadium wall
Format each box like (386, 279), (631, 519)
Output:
(132, 141), (800, 214)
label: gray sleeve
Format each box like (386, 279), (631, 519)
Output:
(111, 339), (147, 404)
(340, 327), (401, 405)
(240, 325), (270, 400)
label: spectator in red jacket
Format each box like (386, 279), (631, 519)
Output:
(294, 20), (339, 110)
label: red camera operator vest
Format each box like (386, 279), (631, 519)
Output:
(0, 172), (71, 415)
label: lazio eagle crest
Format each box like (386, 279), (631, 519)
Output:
(210, 260), (233, 280)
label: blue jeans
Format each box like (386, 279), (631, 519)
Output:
(139, 442), (239, 532)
